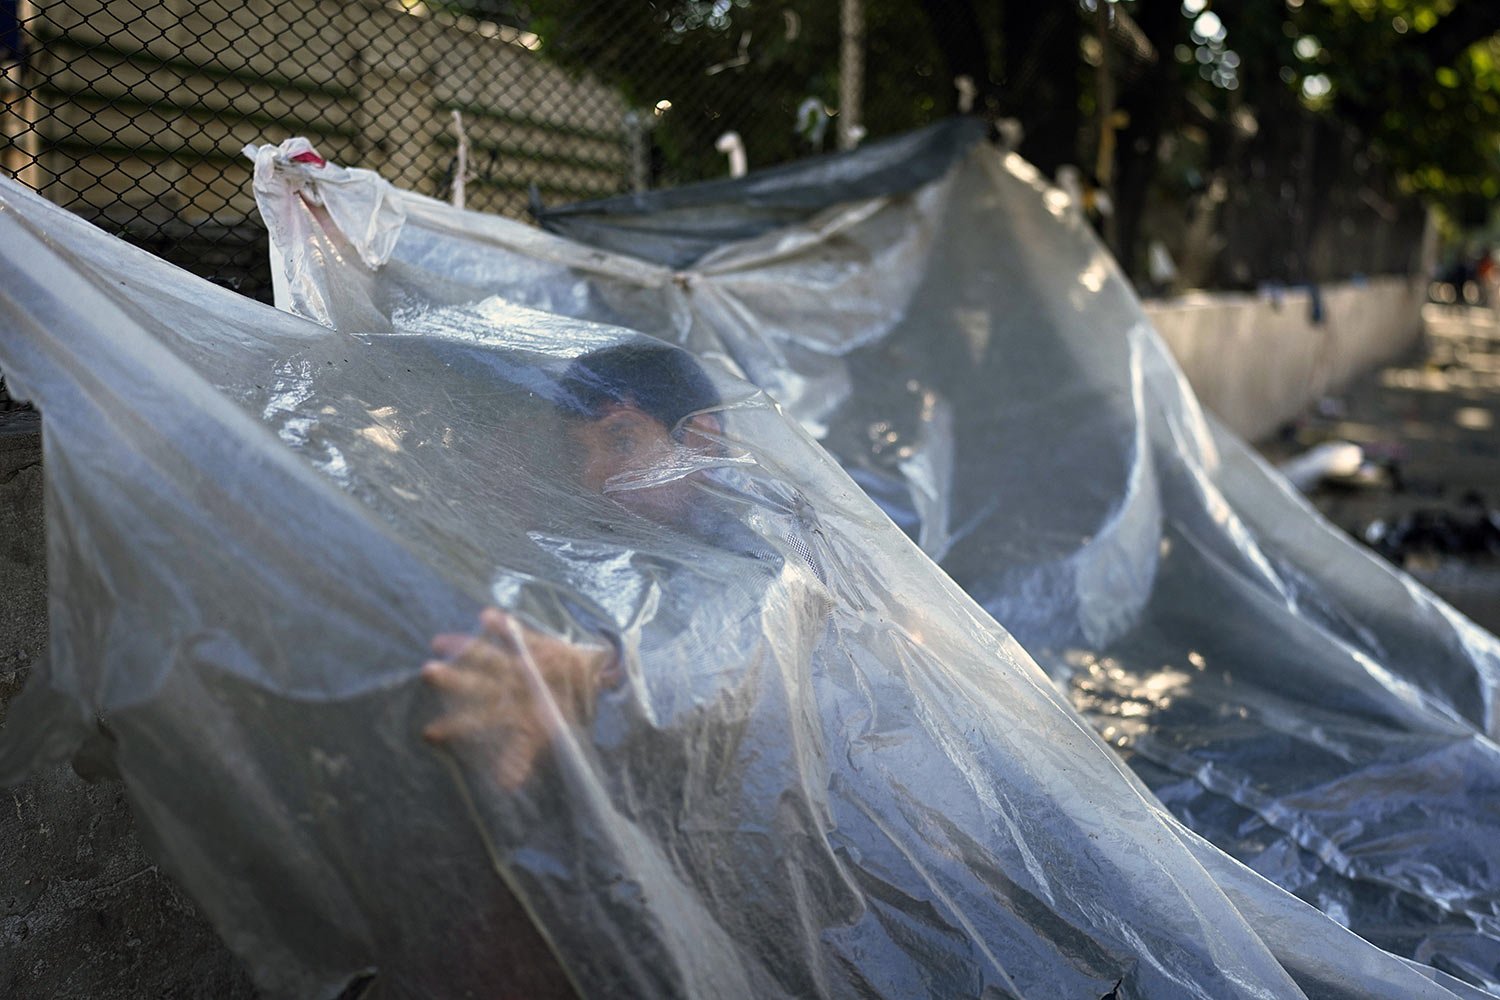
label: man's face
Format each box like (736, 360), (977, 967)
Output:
(567, 403), (713, 523)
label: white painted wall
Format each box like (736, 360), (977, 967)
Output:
(1145, 277), (1425, 441)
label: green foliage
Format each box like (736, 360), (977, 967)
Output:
(1143, 0), (1500, 231)
(521, 0), (955, 184)
(1290, 1), (1500, 212)
(509, 0), (1500, 264)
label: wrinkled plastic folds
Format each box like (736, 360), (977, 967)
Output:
(0, 173), (1490, 1000)
(244, 120), (1500, 994)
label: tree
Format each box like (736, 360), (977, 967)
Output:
(510, 0), (1500, 285)
(1303, 0), (1500, 221)
(1111, 0), (1188, 274)
(517, 1), (1089, 185)
(522, 0), (949, 185)
(1108, 0), (1500, 282)
(914, 0), (1083, 177)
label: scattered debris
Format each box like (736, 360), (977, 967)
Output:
(1278, 441), (1373, 492)
(1364, 502), (1500, 566)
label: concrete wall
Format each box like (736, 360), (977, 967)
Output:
(0, 412), (255, 998)
(1145, 276), (1426, 441)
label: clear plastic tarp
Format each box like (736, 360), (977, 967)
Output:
(243, 121), (1500, 993)
(1, 166), (1491, 998)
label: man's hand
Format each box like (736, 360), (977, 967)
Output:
(422, 608), (616, 791)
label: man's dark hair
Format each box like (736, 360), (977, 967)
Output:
(558, 342), (721, 433)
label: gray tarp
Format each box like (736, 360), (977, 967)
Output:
(246, 121), (1500, 993)
(0, 164), (1489, 998)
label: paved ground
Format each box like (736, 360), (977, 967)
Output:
(1260, 304), (1500, 634)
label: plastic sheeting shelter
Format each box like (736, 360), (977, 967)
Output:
(1, 170), (1494, 998)
(247, 120), (1500, 994)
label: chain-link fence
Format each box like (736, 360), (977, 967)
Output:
(0, 0), (1434, 307)
(0, 0), (925, 303)
(1, 0), (630, 300)
(1208, 110), (1429, 290)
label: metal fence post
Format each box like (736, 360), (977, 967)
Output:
(838, 0), (864, 151)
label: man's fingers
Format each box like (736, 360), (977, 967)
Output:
(430, 632), (529, 682)
(479, 607), (521, 644)
(482, 608), (580, 661)
(423, 701), (551, 791)
(475, 607), (613, 670)
(421, 607), (610, 790)
(430, 632), (476, 658)
(495, 722), (550, 792)
(496, 742), (536, 792)
(423, 703), (520, 744)
(424, 717), (486, 745)
(432, 610), (526, 659)
(421, 659), (516, 699)
(423, 711), (475, 744)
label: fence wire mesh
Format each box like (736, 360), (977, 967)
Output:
(1, 0), (942, 304)
(0, 0), (1431, 310)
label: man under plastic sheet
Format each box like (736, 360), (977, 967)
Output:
(421, 344), (814, 786)
(244, 125), (1500, 992)
(405, 332), (1163, 1000)
(4, 176), (1489, 999)
(417, 342), (897, 996)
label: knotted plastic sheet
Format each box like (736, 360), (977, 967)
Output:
(247, 121), (1500, 993)
(2, 173), (1489, 999)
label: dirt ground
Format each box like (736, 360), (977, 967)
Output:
(1259, 304), (1500, 635)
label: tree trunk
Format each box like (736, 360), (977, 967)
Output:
(1000, 0), (1082, 176)
(1111, 0), (1181, 282)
